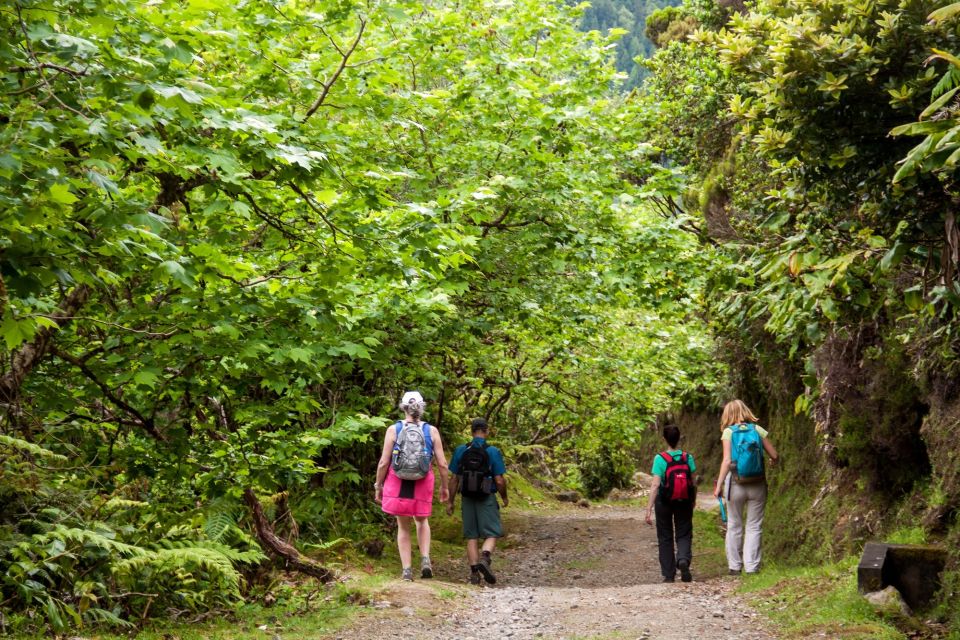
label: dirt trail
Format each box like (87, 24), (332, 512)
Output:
(329, 502), (777, 640)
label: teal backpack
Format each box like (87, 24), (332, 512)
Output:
(730, 423), (765, 483)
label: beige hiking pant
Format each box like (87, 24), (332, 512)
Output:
(725, 478), (767, 573)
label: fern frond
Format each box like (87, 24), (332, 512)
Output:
(203, 508), (237, 542)
(933, 67), (960, 99)
(83, 606), (135, 628)
(0, 434), (68, 461)
(302, 537), (349, 552)
(113, 547), (243, 596)
(34, 525), (148, 557)
(160, 538), (266, 565)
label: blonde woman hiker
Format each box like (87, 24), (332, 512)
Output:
(374, 391), (449, 581)
(712, 399), (779, 575)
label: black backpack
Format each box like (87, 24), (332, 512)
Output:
(460, 442), (493, 498)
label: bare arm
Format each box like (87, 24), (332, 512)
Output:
(446, 474), (460, 514)
(374, 426), (395, 503)
(495, 474), (508, 507)
(431, 426), (450, 503)
(763, 437), (779, 464)
(714, 438), (732, 498)
(645, 475), (661, 525)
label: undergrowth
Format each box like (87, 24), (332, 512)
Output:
(739, 558), (906, 640)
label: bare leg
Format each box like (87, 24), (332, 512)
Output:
(414, 516), (431, 559)
(481, 538), (497, 553)
(466, 538), (480, 565)
(397, 516), (413, 569)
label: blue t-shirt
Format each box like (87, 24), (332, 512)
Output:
(449, 437), (507, 477)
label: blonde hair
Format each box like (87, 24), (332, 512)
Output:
(720, 399), (758, 429)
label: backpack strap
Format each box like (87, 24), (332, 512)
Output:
(422, 422), (433, 457)
(660, 451), (673, 464)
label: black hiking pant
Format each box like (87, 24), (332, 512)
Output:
(654, 496), (694, 579)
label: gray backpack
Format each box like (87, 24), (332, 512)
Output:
(391, 421), (433, 480)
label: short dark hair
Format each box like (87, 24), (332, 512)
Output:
(471, 418), (488, 434)
(663, 424), (681, 448)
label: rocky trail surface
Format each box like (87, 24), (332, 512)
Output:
(325, 500), (777, 640)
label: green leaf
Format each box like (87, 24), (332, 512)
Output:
(929, 2), (960, 21)
(87, 169), (119, 194)
(49, 183), (78, 204)
(0, 314), (35, 350)
(286, 347), (313, 363)
(156, 261), (193, 288)
(820, 297), (839, 321)
(133, 368), (160, 388)
(880, 241), (909, 272)
(904, 287), (924, 311)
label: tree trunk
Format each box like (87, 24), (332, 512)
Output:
(0, 284), (91, 404)
(242, 487), (333, 582)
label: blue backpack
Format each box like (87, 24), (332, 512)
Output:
(730, 423), (765, 483)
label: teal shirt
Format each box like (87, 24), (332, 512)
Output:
(651, 449), (696, 480)
(449, 437), (507, 477)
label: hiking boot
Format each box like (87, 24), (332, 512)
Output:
(469, 568), (481, 585)
(662, 576), (675, 583)
(421, 556), (433, 579)
(401, 567), (413, 581)
(477, 553), (496, 584)
(728, 569), (741, 576)
(678, 559), (692, 583)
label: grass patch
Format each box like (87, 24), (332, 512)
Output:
(886, 526), (928, 545)
(738, 557), (906, 639)
(509, 471), (556, 508)
(83, 584), (360, 640)
(692, 508), (728, 579)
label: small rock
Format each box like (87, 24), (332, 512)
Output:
(865, 586), (913, 618)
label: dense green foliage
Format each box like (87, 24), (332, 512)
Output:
(580, 0), (683, 89)
(6, 0), (960, 631)
(640, 0), (960, 626)
(0, 0), (716, 632)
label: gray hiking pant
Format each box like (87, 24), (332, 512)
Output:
(725, 478), (766, 572)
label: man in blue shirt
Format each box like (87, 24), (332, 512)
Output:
(447, 418), (508, 585)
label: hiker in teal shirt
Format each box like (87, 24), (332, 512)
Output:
(447, 418), (508, 585)
(645, 424), (697, 582)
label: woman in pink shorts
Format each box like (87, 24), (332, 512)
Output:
(374, 391), (449, 581)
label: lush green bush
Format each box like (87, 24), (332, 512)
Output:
(578, 439), (635, 498)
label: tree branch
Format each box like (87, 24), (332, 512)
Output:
(303, 17), (366, 122)
(54, 348), (165, 441)
(243, 488), (334, 582)
(0, 284), (91, 404)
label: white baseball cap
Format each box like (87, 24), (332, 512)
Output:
(401, 391), (424, 405)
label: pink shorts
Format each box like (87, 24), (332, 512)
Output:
(381, 467), (434, 518)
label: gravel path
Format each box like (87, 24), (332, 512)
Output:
(329, 503), (777, 640)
